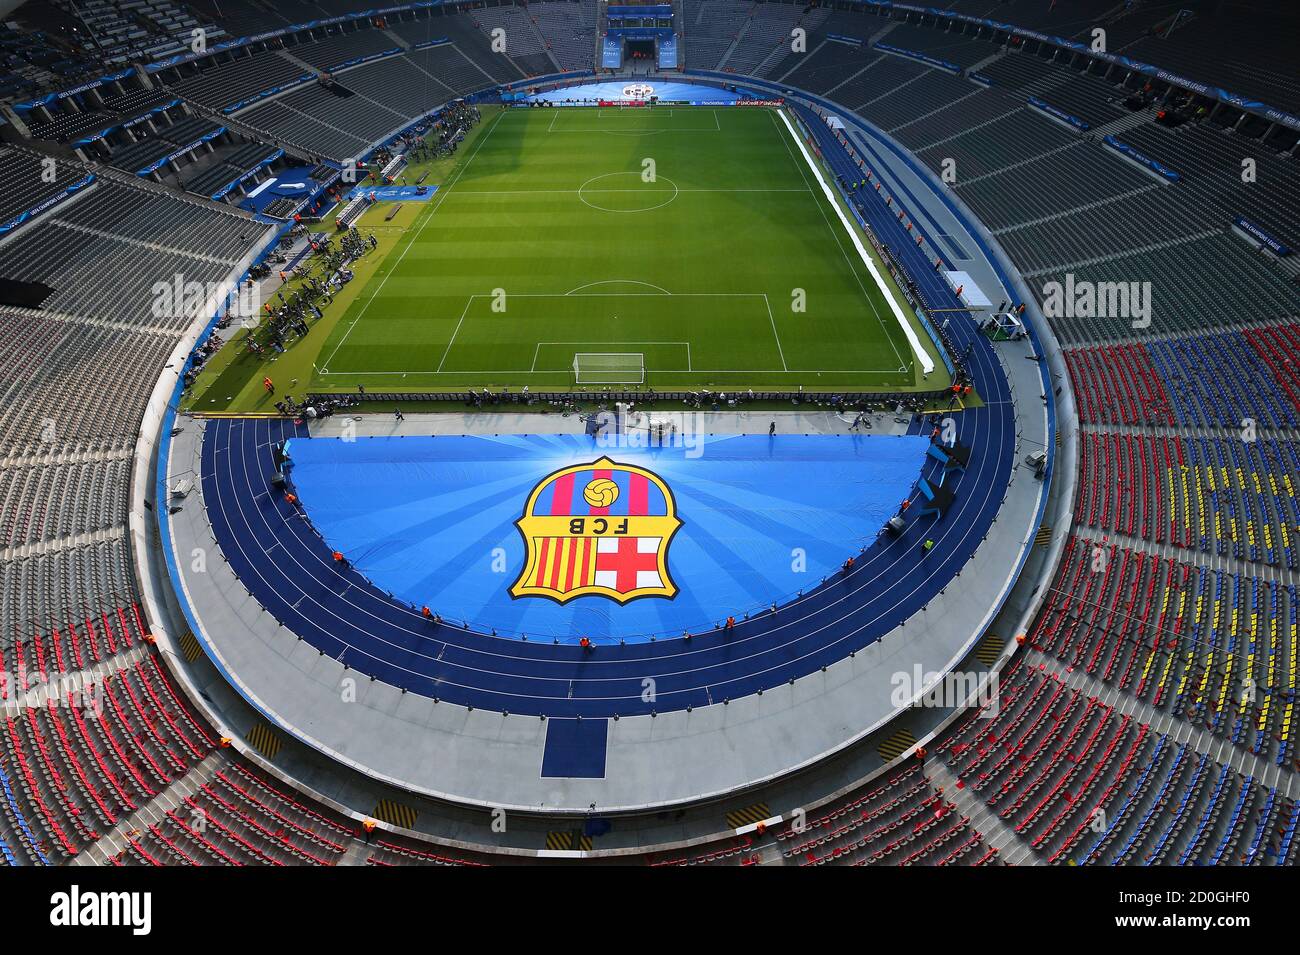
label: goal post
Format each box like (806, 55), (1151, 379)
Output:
(573, 352), (645, 385)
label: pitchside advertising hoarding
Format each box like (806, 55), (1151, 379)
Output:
(522, 81), (782, 106)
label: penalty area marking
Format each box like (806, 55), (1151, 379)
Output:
(546, 108), (722, 134)
(317, 281), (916, 379)
(370, 290), (790, 376)
(531, 341), (692, 372)
(565, 280), (671, 295)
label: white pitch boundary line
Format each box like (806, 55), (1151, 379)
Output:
(317, 367), (903, 376)
(451, 188), (811, 195)
(545, 107), (722, 134)
(328, 286), (881, 376)
(319, 109), (507, 371)
(586, 107), (703, 120)
(774, 108), (935, 376)
(761, 292), (788, 372)
(434, 296), (475, 373)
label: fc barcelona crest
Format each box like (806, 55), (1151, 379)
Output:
(510, 457), (682, 604)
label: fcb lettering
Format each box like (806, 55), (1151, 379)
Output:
(510, 457), (681, 604)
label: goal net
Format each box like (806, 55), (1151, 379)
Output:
(573, 352), (645, 385)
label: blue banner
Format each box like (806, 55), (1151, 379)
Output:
(658, 34), (678, 70)
(519, 81), (744, 105)
(212, 149), (285, 199)
(222, 75), (313, 114)
(14, 69), (135, 110)
(1234, 217), (1292, 256)
(607, 4), (673, 15)
(1102, 135), (1180, 181)
(344, 183), (439, 202)
(69, 98), (184, 145)
(323, 47), (401, 73)
(601, 36), (623, 69)
(136, 127), (226, 175)
(874, 42), (960, 73)
(0, 173), (95, 235)
(826, 34), (866, 47)
(605, 27), (675, 39)
(126, 98), (183, 125)
(1028, 96), (1089, 130)
(285, 433), (929, 642)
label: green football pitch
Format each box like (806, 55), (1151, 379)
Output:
(229, 106), (947, 403)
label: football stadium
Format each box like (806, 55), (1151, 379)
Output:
(0, 0), (1297, 925)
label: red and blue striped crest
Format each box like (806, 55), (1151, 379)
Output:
(510, 457), (681, 604)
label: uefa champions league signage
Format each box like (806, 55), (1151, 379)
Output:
(622, 84), (655, 100)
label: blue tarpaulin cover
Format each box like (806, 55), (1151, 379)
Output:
(343, 183), (439, 202)
(285, 433), (927, 643)
(525, 81), (743, 104)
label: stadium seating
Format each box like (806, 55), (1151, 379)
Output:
(1119, 2), (1300, 116)
(717, 1), (804, 76)
(467, 4), (556, 77)
(240, 80), (410, 161)
(530, 0), (597, 73)
(171, 48), (311, 112)
(681, 0), (751, 71)
(287, 26), (399, 73)
(0, 149), (92, 226)
(672, 659), (1298, 866)
(0, 21), (101, 101)
(0, 182), (262, 323)
(181, 142), (282, 200)
(643, 762), (999, 867)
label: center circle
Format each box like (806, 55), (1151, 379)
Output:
(577, 171), (679, 212)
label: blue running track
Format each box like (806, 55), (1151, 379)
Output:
(199, 397), (1012, 720)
